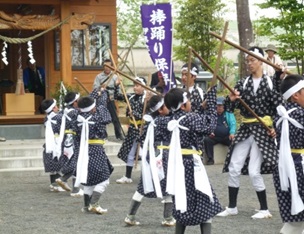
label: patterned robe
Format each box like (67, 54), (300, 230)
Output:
(273, 102), (304, 223)
(75, 104), (113, 186)
(60, 106), (79, 175)
(184, 84), (205, 114)
(43, 112), (63, 173)
(115, 91), (145, 163)
(223, 74), (283, 174)
(170, 86), (222, 226)
(137, 115), (171, 198)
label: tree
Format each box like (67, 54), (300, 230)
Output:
(256, 0), (304, 74)
(173, 0), (226, 66)
(236, 0), (254, 79)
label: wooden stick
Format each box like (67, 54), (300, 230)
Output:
(108, 50), (138, 129)
(74, 77), (89, 94)
(211, 21), (229, 87)
(135, 73), (152, 169)
(104, 64), (159, 95)
(191, 48), (272, 132)
(187, 47), (192, 91)
(210, 32), (292, 75)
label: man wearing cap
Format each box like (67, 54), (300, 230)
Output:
(203, 96), (236, 165)
(264, 44), (284, 78)
(93, 59), (124, 141)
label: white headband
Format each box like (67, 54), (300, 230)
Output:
(66, 93), (80, 106)
(150, 99), (164, 113)
(45, 99), (57, 113)
(135, 77), (146, 85)
(283, 80), (304, 100)
(171, 92), (188, 112)
(181, 66), (198, 76)
(79, 101), (96, 112)
(246, 48), (263, 59)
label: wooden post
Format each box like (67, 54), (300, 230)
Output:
(211, 21), (229, 87)
(60, 1), (72, 85)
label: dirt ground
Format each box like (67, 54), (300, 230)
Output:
(0, 164), (284, 234)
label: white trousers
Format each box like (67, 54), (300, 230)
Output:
(127, 141), (137, 166)
(83, 179), (110, 195)
(228, 135), (266, 191)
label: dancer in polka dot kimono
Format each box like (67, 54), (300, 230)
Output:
(41, 99), (65, 192)
(181, 62), (206, 114)
(75, 94), (113, 215)
(124, 95), (176, 227)
(164, 87), (222, 234)
(273, 74), (304, 234)
(115, 77), (146, 184)
(217, 46), (283, 219)
(55, 92), (84, 197)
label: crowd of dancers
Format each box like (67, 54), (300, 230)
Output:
(41, 46), (304, 234)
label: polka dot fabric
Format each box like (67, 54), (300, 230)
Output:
(273, 102), (304, 222)
(117, 93), (144, 163)
(75, 104), (113, 186)
(169, 96), (222, 226)
(137, 115), (171, 198)
(223, 75), (283, 175)
(43, 112), (64, 173)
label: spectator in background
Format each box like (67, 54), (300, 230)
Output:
(93, 59), (124, 141)
(23, 58), (46, 113)
(264, 44), (284, 78)
(203, 97), (236, 165)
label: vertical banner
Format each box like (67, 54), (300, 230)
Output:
(140, 3), (176, 93)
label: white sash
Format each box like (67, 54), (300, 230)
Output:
(276, 105), (304, 215)
(193, 154), (214, 203)
(75, 115), (94, 187)
(166, 116), (188, 213)
(141, 114), (162, 198)
(53, 108), (73, 158)
(45, 112), (57, 155)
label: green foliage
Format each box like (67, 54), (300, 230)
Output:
(51, 82), (85, 109)
(256, 0), (304, 74)
(173, 0), (226, 65)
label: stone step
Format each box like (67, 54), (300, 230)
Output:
(0, 138), (125, 177)
(0, 139), (121, 157)
(0, 153), (125, 168)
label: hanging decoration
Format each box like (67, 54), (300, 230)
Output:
(27, 41), (35, 64)
(1, 41), (8, 65)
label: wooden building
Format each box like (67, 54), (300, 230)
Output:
(0, 0), (117, 124)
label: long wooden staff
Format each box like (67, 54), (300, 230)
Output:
(108, 50), (139, 129)
(74, 77), (89, 94)
(103, 49), (119, 89)
(210, 21), (229, 87)
(104, 64), (159, 95)
(186, 47), (192, 91)
(210, 32), (292, 75)
(134, 73), (152, 169)
(191, 48), (272, 132)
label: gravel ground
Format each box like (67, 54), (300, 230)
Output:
(0, 164), (283, 234)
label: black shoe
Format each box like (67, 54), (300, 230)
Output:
(207, 159), (214, 165)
